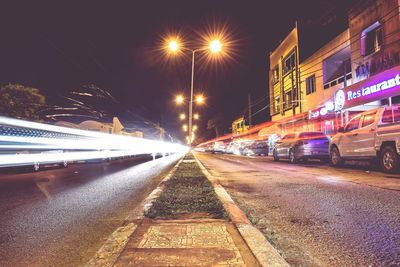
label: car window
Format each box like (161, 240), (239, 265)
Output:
(394, 107), (400, 122)
(382, 109), (393, 123)
(361, 112), (376, 128)
(345, 116), (360, 132)
(299, 132), (326, 139)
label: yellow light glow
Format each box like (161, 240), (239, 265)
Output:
(193, 125), (198, 131)
(168, 40), (179, 52)
(180, 113), (186, 120)
(209, 39), (222, 53)
(183, 124), (188, 132)
(175, 95), (184, 105)
(196, 95), (205, 104)
(193, 113), (199, 120)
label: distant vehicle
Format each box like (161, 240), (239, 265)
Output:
(212, 141), (226, 153)
(226, 141), (241, 155)
(242, 140), (269, 156)
(330, 105), (400, 173)
(273, 132), (330, 163)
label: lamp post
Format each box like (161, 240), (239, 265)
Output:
(167, 38), (222, 146)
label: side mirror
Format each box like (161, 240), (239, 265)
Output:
(338, 127), (344, 133)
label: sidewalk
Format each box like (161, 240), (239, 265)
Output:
(86, 154), (288, 267)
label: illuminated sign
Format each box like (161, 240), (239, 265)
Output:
(347, 74), (400, 101)
(308, 101), (335, 120)
(334, 66), (400, 110)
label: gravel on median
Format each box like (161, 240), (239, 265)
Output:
(145, 154), (228, 220)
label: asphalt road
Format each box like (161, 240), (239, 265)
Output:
(0, 154), (182, 267)
(196, 152), (400, 267)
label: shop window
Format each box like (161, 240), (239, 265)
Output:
(345, 116), (360, 132)
(272, 65), (279, 84)
(361, 112), (376, 128)
(361, 22), (382, 56)
(283, 51), (296, 75)
(306, 75), (316, 95)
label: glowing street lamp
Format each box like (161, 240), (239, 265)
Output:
(193, 113), (199, 120)
(168, 40), (179, 52)
(180, 113), (186, 120)
(195, 95), (205, 104)
(164, 34), (224, 146)
(182, 124), (188, 132)
(209, 39), (222, 53)
(193, 125), (198, 131)
(175, 95), (184, 105)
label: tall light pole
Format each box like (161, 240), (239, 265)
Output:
(167, 38), (222, 146)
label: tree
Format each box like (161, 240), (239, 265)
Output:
(0, 83), (46, 121)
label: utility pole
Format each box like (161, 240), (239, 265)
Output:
(248, 93), (252, 126)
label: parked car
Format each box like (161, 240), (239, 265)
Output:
(242, 140), (269, 156)
(330, 105), (400, 173)
(273, 132), (330, 163)
(226, 141), (241, 155)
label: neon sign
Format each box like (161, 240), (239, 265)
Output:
(334, 66), (400, 110)
(347, 74), (400, 101)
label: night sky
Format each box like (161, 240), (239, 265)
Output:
(1, 0), (355, 142)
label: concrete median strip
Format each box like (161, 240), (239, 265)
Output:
(86, 153), (288, 266)
(195, 154), (289, 267)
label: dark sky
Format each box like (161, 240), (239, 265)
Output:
(1, 0), (355, 142)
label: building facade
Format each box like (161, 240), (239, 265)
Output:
(268, 0), (400, 135)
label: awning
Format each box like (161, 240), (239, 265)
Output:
(258, 123), (282, 138)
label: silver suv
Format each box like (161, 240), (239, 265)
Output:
(330, 105), (400, 173)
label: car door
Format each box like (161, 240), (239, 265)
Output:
(279, 134), (296, 158)
(355, 111), (377, 157)
(275, 135), (288, 157)
(339, 115), (361, 157)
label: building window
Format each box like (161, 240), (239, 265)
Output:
(272, 65), (279, 84)
(273, 96), (280, 114)
(323, 47), (351, 89)
(284, 90), (292, 109)
(361, 22), (383, 56)
(283, 51), (296, 75)
(305, 75), (316, 95)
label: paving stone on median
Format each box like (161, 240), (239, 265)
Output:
(113, 220), (258, 266)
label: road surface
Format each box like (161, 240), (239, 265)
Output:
(196, 152), (400, 266)
(0, 154), (182, 267)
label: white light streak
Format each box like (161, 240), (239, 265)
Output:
(0, 116), (188, 168)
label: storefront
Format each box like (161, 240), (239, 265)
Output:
(333, 64), (400, 127)
(307, 102), (337, 135)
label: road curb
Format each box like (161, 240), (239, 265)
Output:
(194, 154), (289, 267)
(85, 156), (184, 267)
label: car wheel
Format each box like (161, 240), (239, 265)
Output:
(330, 146), (343, 167)
(273, 149), (279, 161)
(289, 149), (298, 163)
(380, 146), (399, 173)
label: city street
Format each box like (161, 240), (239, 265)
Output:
(0, 154), (181, 267)
(196, 152), (400, 266)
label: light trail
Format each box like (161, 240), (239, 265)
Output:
(0, 116), (188, 168)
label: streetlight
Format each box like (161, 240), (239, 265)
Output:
(179, 113), (186, 120)
(195, 95), (205, 104)
(175, 95), (184, 105)
(166, 37), (223, 145)
(193, 113), (199, 120)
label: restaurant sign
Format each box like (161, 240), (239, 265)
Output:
(335, 65), (400, 110)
